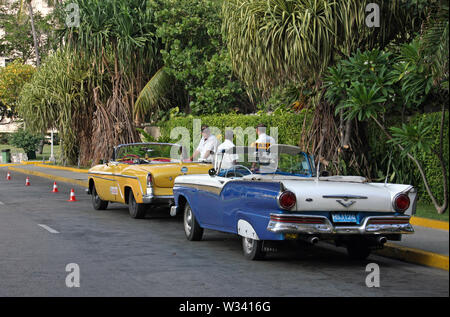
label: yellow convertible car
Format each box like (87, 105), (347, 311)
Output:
(87, 142), (212, 218)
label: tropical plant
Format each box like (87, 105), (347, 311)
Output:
(222, 0), (424, 96)
(61, 0), (162, 164)
(18, 50), (92, 165)
(335, 69), (448, 214)
(392, 40), (435, 108)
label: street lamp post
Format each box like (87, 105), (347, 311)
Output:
(49, 129), (55, 162)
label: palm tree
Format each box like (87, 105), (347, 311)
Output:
(222, 0), (422, 95)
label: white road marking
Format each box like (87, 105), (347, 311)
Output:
(0, 201), (4, 205)
(38, 224), (60, 234)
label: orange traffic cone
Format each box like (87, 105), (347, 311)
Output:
(67, 189), (77, 202)
(25, 177), (30, 186)
(6, 172), (11, 180)
(52, 181), (59, 193)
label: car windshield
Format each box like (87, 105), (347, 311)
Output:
(115, 143), (182, 164)
(217, 145), (315, 177)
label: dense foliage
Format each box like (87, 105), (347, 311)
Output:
(0, 60), (35, 121)
(134, 0), (250, 120)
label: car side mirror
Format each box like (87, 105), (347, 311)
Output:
(320, 170), (330, 177)
(208, 168), (216, 177)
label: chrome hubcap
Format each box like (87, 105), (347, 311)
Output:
(184, 207), (192, 235)
(243, 237), (254, 254)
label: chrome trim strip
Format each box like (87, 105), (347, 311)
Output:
(322, 195), (368, 200)
(90, 175), (115, 182)
(267, 214), (414, 235)
(88, 172), (139, 180)
(176, 183), (222, 195)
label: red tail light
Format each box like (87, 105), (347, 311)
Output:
(393, 193), (410, 212)
(278, 191), (296, 210)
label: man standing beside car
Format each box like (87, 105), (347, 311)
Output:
(251, 123), (276, 173)
(216, 129), (238, 170)
(255, 123), (276, 148)
(190, 125), (218, 163)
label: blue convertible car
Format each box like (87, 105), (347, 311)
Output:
(171, 145), (416, 260)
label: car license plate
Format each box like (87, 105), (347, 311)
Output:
(332, 212), (357, 223)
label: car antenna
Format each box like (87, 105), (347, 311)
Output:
(316, 132), (325, 182)
(316, 159), (321, 182)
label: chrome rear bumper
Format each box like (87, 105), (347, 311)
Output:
(142, 195), (174, 204)
(267, 214), (414, 235)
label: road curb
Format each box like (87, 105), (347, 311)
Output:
(0, 161), (51, 167)
(34, 164), (89, 174)
(7, 166), (88, 188)
(410, 216), (449, 231)
(375, 243), (449, 271)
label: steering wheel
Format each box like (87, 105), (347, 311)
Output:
(225, 165), (252, 178)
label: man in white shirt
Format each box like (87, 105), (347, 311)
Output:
(252, 123), (276, 173)
(255, 123), (276, 148)
(216, 129), (238, 170)
(190, 125), (218, 162)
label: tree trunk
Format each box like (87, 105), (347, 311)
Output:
(27, 1), (40, 67)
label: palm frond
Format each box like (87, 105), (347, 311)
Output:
(134, 67), (173, 121)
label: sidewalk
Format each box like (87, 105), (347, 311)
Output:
(2, 163), (449, 271)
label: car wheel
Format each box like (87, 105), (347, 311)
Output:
(128, 190), (146, 219)
(346, 240), (371, 260)
(184, 202), (203, 241)
(242, 237), (266, 260)
(91, 184), (108, 210)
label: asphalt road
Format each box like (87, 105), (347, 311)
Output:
(0, 168), (448, 297)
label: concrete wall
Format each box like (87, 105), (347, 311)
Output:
(0, 120), (20, 133)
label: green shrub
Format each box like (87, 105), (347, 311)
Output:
(157, 110), (313, 152)
(8, 129), (42, 156)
